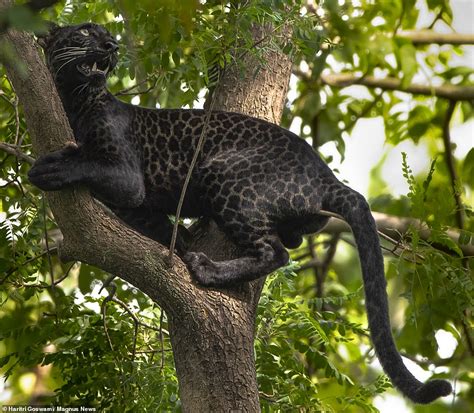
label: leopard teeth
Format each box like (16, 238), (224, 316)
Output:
(92, 62), (97, 71)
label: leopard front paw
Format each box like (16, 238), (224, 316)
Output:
(28, 160), (70, 190)
(183, 252), (222, 287)
(28, 144), (79, 191)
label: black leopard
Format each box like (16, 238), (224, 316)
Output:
(27, 22), (452, 404)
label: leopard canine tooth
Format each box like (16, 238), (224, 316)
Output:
(92, 62), (97, 71)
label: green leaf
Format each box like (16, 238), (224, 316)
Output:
(430, 231), (463, 257)
(399, 43), (418, 88)
(0, 354), (12, 368)
(6, 6), (47, 32)
(462, 148), (474, 188)
(458, 230), (472, 246)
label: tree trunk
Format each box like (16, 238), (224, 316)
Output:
(0, 3), (292, 410)
(169, 24), (293, 411)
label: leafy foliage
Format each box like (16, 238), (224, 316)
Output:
(0, 0), (472, 412)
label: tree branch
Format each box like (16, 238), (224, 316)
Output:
(397, 30), (474, 45)
(0, 142), (35, 164)
(442, 101), (465, 229)
(306, 234), (339, 299)
(321, 73), (474, 101)
(322, 211), (474, 257)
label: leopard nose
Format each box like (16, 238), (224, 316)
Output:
(105, 40), (119, 52)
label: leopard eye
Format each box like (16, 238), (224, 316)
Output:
(79, 28), (89, 36)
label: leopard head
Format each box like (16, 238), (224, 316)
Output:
(37, 22), (118, 95)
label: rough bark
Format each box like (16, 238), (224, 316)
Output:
(209, 24), (292, 124)
(0, 3), (292, 411)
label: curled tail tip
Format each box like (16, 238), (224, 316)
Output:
(407, 379), (452, 404)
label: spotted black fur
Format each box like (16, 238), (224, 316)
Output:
(28, 23), (452, 404)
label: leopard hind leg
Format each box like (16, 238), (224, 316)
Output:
(184, 204), (289, 287)
(186, 212), (330, 287)
(277, 214), (330, 249)
(184, 233), (289, 287)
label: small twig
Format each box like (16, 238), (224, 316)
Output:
(442, 101), (464, 229)
(42, 311), (58, 320)
(380, 244), (417, 263)
(132, 314), (138, 361)
(159, 310), (165, 371)
(427, 9), (444, 30)
(379, 231), (425, 261)
(305, 234), (340, 299)
(13, 95), (20, 145)
(0, 179), (15, 188)
(0, 90), (16, 108)
(307, 236), (320, 296)
(399, 351), (463, 368)
(318, 234), (339, 296)
(52, 262), (75, 286)
(0, 247), (58, 284)
(292, 239), (331, 261)
(16, 261), (75, 288)
(0, 142), (35, 165)
(102, 288), (163, 363)
(114, 72), (161, 96)
(392, 0), (406, 37)
(292, 250), (312, 262)
(259, 391), (277, 403)
(99, 274), (117, 294)
(133, 349), (173, 355)
(341, 92), (383, 135)
(101, 280), (117, 352)
(100, 275), (163, 355)
(296, 257), (322, 272)
(111, 296), (161, 332)
(42, 197), (55, 288)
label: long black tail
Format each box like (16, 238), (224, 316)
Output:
(323, 188), (452, 404)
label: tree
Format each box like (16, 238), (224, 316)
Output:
(0, 1), (472, 412)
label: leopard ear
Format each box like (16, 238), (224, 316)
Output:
(36, 21), (60, 49)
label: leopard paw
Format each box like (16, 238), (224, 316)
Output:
(28, 144), (80, 191)
(183, 252), (221, 287)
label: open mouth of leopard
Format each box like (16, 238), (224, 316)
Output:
(76, 59), (111, 77)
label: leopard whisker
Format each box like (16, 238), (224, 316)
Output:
(52, 46), (88, 55)
(52, 51), (87, 62)
(54, 49), (87, 56)
(54, 56), (79, 77)
(71, 82), (89, 96)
